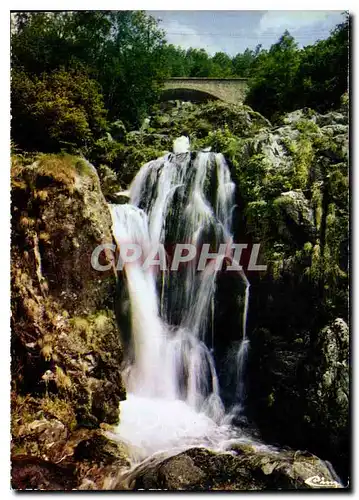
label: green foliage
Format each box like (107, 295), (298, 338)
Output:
(162, 43), (261, 78)
(295, 119), (320, 135)
(193, 125), (239, 156)
(293, 18), (349, 111)
(192, 102), (270, 136)
(211, 52), (233, 77)
(11, 68), (108, 153)
(246, 18), (349, 119)
(156, 101), (270, 146)
(11, 11), (167, 128)
(185, 48), (213, 77)
(88, 131), (168, 187)
(232, 46), (262, 76)
(311, 181), (323, 230)
(89, 137), (125, 166)
(162, 45), (189, 77)
(246, 31), (301, 119)
(290, 137), (314, 190)
(11, 393), (77, 439)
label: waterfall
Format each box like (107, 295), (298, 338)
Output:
(110, 149), (251, 461)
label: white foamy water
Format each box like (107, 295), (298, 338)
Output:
(110, 147), (252, 462)
(114, 394), (252, 463)
(173, 135), (190, 154)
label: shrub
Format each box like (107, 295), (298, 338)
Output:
(11, 68), (108, 153)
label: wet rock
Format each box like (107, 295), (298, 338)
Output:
(16, 419), (67, 462)
(317, 111), (347, 127)
(282, 108), (317, 126)
(90, 379), (126, 425)
(11, 407), (131, 491)
(229, 103), (349, 479)
(109, 193), (130, 204)
(321, 124), (348, 136)
(274, 190), (316, 242)
(133, 446), (343, 491)
(96, 164), (122, 201)
(306, 318), (349, 471)
(11, 456), (77, 491)
(159, 455), (206, 490)
(135, 454), (206, 490)
(74, 433), (129, 467)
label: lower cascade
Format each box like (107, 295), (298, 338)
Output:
(110, 145), (253, 463)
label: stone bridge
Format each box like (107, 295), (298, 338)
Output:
(162, 77), (249, 104)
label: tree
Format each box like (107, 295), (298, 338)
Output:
(293, 16), (349, 111)
(245, 31), (301, 118)
(96, 11), (167, 125)
(11, 68), (108, 152)
(186, 48), (213, 77)
(232, 47), (260, 77)
(11, 11), (168, 127)
(211, 52), (233, 77)
(245, 17), (349, 119)
(162, 44), (190, 77)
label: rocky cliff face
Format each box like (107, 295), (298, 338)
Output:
(11, 154), (128, 489)
(10, 98), (349, 489)
(98, 98), (349, 482)
(229, 106), (349, 481)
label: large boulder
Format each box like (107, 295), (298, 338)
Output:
(306, 318), (349, 471)
(130, 446), (343, 491)
(11, 456), (77, 491)
(11, 426), (130, 490)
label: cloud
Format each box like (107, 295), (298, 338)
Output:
(256, 11), (344, 45)
(162, 19), (224, 55)
(157, 11), (345, 56)
(259, 11), (332, 32)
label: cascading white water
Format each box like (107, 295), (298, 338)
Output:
(110, 148), (251, 462)
(173, 136), (190, 154)
(110, 205), (178, 399)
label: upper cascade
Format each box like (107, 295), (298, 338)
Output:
(173, 135), (190, 154)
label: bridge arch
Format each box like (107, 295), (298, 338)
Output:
(160, 87), (220, 103)
(162, 78), (249, 105)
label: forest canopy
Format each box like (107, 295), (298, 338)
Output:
(11, 11), (349, 154)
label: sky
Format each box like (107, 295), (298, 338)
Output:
(147, 10), (345, 56)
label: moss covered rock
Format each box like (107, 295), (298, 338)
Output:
(11, 154), (129, 488)
(233, 108), (349, 481)
(124, 102), (348, 481)
(131, 446), (343, 491)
